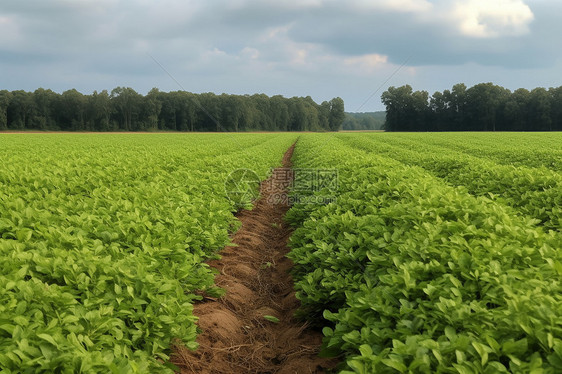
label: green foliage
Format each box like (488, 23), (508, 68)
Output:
(342, 112), (385, 131)
(0, 133), (297, 372)
(382, 83), (562, 131)
(1, 88), (343, 132)
(328, 97), (346, 131)
(336, 133), (562, 231)
(287, 133), (562, 373)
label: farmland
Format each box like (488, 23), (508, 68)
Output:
(289, 132), (562, 373)
(0, 133), (297, 372)
(1, 132), (562, 373)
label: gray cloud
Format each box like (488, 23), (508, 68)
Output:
(0, 0), (560, 112)
(284, 0), (553, 69)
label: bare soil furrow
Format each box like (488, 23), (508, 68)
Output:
(172, 143), (338, 373)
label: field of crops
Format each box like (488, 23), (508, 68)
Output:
(0, 133), (297, 372)
(1, 132), (561, 373)
(288, 132), (562, 373)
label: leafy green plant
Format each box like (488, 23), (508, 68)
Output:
(336, 133), (562, 232)
(287, 134), (562, 373)
(0, 133), (298, 373)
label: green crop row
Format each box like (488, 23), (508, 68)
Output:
(0, 133), (296, 373)
(334, 133), (562, 232)
(287, 134), (562, 373)
(388, 132), (562, 171)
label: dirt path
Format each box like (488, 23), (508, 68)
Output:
(171, 144), (338, 373)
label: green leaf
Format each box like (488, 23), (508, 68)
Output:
(453, 363), (476, 374)
(445, 326), (457, 341)
(358, 344), (373, 357)
(502, 338), (528, 356)
(381, 357), (407, 372)
(347, 359), (366, 374)
(37, 333), (59, 348)
(472, 342), (489, 366)
(263, 315), (280, 323)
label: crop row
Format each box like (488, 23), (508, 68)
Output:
(388, 132), (562, 171)
(287, 134), (562, 373)
(335, 133), (562, 232)
(0, 134), (297, 373)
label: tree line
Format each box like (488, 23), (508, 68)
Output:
(342, 111), (385, 131)
(382, 83), (562, 131)
(0, 88), (345, 132)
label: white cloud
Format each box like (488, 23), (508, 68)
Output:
(344, 53), (388, 73)
(240, 47), (260, 60)
(451, 0), (534, 38)
(202, 47), (228, 60)
(348, 0), (433, 13)
(260, 24), (293, 42)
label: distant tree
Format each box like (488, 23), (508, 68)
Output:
(502, 88), (529, 131)
(7, 90), (34, 129)
(0, 87), (339, 132)
(465, 83), (509, 131)
(251, 94), (273, 131)
(86, 90), (112, 131)
(342, 112), (385, 130)
(287, 98), (307, 131)
(429, 91), (448, 131)
(33, 88), (57, 130)
(343, 115), (360, 130)
(382, 85), (429, 131)
(411, 90), (430, 131)
(0, 90), (11, 130)
(304, 101), (320, 131)
(141, 88), (162, 130)
(110, 87), (142, 130)
(222, 94), (244, 132)
(528, 87), (551, 131)
(198, 93), (221, 131)
(381, 82), (562, 132)
(318, 101), (331, 130)
(270, 95), (289, 131)
(58, 89), (87, 131)
(381, 85), (413, 131)
(444, 83), (468, 131)
(7, 83), (562, 133)
(328, 97), (345, 131)
(549, 87), (562, 131)
(157, 91), (176, 131)
(184, 93), (199, 132)
(174, 92), (190, 131)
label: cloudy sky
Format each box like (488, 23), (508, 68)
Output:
(0, 0), (560, 111)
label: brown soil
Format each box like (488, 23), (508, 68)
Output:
(171, 143), (338, 373)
